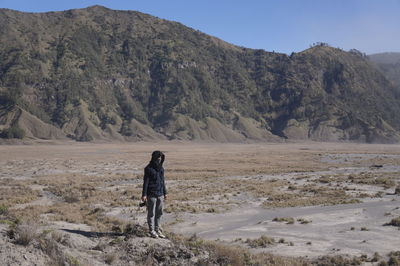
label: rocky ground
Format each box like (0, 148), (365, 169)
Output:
(0, 142), (400, 265)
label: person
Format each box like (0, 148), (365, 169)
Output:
(141, 150), (167, 238)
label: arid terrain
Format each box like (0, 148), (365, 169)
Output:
(0, 141), (399, 265)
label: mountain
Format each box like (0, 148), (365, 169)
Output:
(1, 6), (400, 143)
(368, 52), (400, 90)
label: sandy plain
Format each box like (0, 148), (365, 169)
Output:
(0, 141), (399, 264)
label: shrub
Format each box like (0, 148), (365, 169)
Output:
(39, 237), (67, 265)
(386, 217), (400, 227)
(388, 255), (399, 265)
(206, 207), (216, 213)
(124, 223), (147, 237)
(0, 90), (19, 106)
(314, 255), (362, 265)
(63, 194), (80, 203)
(1, 126), (25, 139)
(372, 252), (381, 262)
(246, 235), (275, 248)
(66, 254), (80, 266)
(208, 242), (252, 266)
(0, 204), (8, 215)
(273, 217), (295, 224)
(11, 223), (38, 246)
(387, 252), (400, 265)
(297, 218), (312, 224)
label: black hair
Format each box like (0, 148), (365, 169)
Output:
(150, 150), (165, 171)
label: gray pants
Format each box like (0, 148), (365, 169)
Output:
(146, 196), (163, 231)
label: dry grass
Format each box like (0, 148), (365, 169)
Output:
(169, 232), (306, 265)
(246, 235), (276, 248)
(386, 217), (400, 227)
(39, 237), (67, 266)
(8, 222), (39, 246)
(0, 204), (8, 215)
(262, 185), (361, 208)
(311, 255), (363, 265)
(348, 172), (398, 189)
(297, 218), (312, 224)
(0, 179), (41, 206)
(105, 253), (117, 264)
(1, 141), (397, 266)
(387, 251), (400, 266)
(0, 142), (399, 233)
(273, 217), (295, 224)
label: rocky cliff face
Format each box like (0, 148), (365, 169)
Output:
(1, 6), (399, 143)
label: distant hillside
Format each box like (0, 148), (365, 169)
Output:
(368, 52), (400, 89)
(1, 6), (400, 143)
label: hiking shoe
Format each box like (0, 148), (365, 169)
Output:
(149, 230), (158, 238)
(156, 230), (166, 238)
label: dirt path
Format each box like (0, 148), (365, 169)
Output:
(171, 196), (400, 258)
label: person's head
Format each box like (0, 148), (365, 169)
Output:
(151, 150), (164, 164)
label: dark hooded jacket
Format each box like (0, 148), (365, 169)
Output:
(142, 151), (167, 197)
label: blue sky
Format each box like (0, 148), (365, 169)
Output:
(1, 0), (399, 54)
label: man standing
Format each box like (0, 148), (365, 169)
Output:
(142, 150), (167, 238)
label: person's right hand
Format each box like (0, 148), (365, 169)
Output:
(142, 196), (147, 202)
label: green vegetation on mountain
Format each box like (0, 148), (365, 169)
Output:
(1, 6), (400, 142)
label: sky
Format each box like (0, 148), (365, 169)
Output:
(0, 0), (399, 55)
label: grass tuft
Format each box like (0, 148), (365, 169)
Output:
(9, 223), (39, 246)
(105, 253), (117, 264)
(273, 217), (295, 224)
(0, 204), (8, 215)
(246, 235), (275, 248)
(385, 216), (400, 227)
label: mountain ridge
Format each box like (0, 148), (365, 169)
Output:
(368, 52), (400, 91)
(1, 6), (400, 143)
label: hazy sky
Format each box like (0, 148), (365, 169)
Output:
(1, 0), (399, 54)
